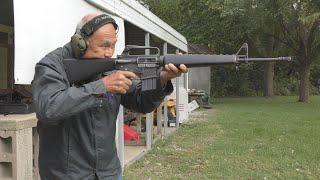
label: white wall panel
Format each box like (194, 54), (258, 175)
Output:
(14, 0), (125, 84)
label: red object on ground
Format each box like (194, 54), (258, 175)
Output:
(124, 124), (140, 143)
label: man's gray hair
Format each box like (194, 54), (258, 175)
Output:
(74, 14), (102, 46)
(75, 17), (93, 46)
(75, 13), (101, 34)
(75, 18), (87, 34)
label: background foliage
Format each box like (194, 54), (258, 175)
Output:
(143, 0), (320, 98)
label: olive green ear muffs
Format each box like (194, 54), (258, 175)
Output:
(71, 33), (87, 58)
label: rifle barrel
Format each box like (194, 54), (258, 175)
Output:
(238, 57), (292, 62)
(161, 54), (291, 68)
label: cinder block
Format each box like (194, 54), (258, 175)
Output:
(0, 135), (12, 154)
(15, 128), (33, 180)
(0, 129), (33, 180)
(32, 127), (40, 180)
(0, 131), (14, 180)
(0, 131), (13, 164)
(0, 114), (37, 180)
(0, 135), (13, 165)
(0, 162), (13, 180)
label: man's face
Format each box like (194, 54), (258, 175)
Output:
(83, 23), (117, 58)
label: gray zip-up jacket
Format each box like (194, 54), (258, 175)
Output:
(32, 43), (173, 180)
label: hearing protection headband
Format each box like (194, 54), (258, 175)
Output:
(80, 14), (118, 39)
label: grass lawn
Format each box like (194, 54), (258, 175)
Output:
(123, 96), (320, 179)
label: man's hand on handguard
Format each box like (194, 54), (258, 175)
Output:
(102, 71), (137, 94)
(160, 63), (188, 86)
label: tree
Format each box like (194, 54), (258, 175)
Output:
(276, 0), (320, 102)
(218, 0), (287, 97)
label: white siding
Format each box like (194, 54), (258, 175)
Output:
(14, 0), (125, 84)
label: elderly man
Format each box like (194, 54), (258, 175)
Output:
(32, 13), (187, 180)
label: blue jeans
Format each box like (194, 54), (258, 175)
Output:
(94, 172), (122, 180)
(117, 174), (122, 180)
(117, 169), (122, 180)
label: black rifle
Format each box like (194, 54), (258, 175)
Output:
(63, 43), (291, 91)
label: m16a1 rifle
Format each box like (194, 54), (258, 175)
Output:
(63, 43), (291, 91)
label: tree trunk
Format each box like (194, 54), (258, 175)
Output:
(299, 62), (311, 102)
(263, 62), (275, 97)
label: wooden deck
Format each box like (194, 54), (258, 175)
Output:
(124, 146), (147, 166)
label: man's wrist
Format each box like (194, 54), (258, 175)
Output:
(101, 76), (108, 91)
(160, 71), (169, 87)
(160, 76), (169, 87)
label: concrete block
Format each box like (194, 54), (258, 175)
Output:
(0, 133), (12, 154)
(0, 162), (13, 180)
(0, 114), (37, 180)
(0, 133), (13, 163)
(0, 114), (37, 131)
(32, 128), (40, 180)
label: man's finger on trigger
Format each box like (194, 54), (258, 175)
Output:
(122, 84), (130, 91)
(122, 71), (137, 79)
(123, 78), (132, 86)
(118, 87), (127, 94)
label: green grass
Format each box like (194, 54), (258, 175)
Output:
(124, 96), (320, 179)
